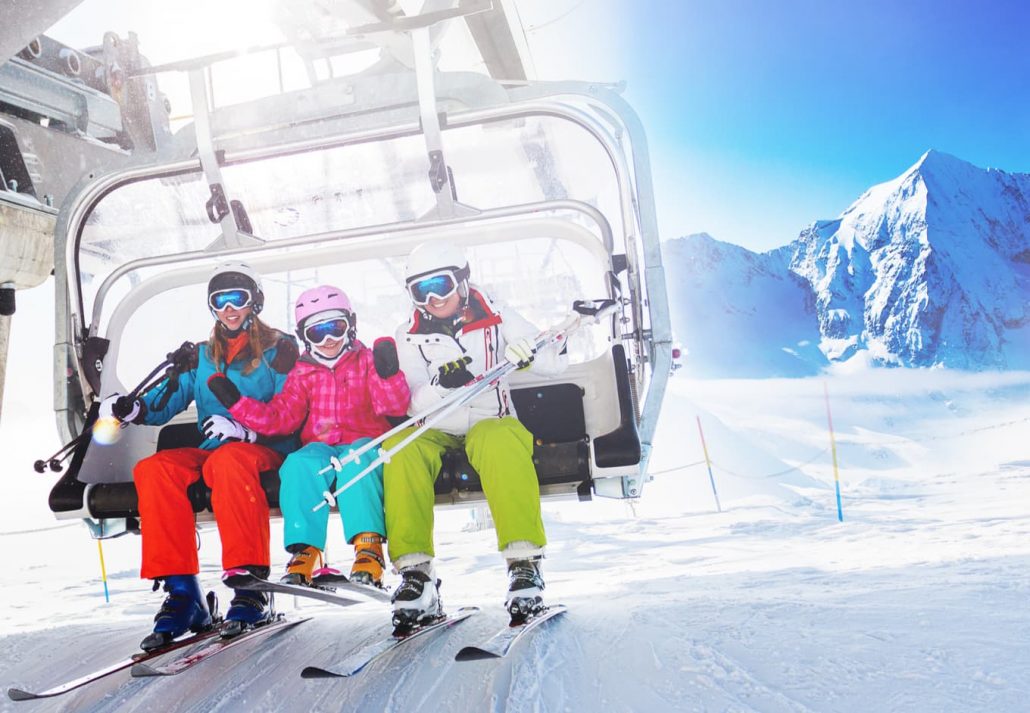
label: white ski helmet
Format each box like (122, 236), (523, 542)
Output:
(404, 241), (470, 284)
(208, 260), (265, 316)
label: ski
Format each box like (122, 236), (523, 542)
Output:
(130, 616), (309, 677)
(7, 628), (222, 701)
(455, 605), (567, 661)
(221, 570), (389, 606)
(300, 606), (479, 678)
(312, 570), (392, 603)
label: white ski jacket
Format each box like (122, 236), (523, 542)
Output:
(395, 286), (566, 436)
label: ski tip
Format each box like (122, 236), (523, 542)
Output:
(7, 688), (39, 701)
(300, 666), (341, 679)
(454, 647), (499, 662)
(129, 662), (163, 678)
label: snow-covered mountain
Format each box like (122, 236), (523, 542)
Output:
(664, 235), (826, 377)
(668, 151), (1030, 376)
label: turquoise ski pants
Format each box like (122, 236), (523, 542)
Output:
(384, 417), (546, 562)
(278, 439), (385, 550)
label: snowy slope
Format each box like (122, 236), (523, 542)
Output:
(4, 266), (1030, 712)
(3, 362), (1030, 711)
(668, 152), (1030, 376)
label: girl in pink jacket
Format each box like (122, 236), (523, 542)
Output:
(208, 285), (410, 588)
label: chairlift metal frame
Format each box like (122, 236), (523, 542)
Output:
(46, 1), (672, 531)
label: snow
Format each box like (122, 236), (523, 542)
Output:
(3, 277), (1030, 710)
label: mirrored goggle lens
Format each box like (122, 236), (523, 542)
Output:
(304, 318), (350, 345)
(209, 288), (252, 312)
(409, 273), (457, 304)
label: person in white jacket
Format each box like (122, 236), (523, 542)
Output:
(385, 241), (566, 627)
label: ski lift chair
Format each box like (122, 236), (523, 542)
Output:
(44, 8), (671, 538)
(49, 217), (643, 530)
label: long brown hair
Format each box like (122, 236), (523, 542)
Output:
(208, 316), (281, 374)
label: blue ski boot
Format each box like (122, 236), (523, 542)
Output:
(140, 575), (213, 651)
(222, 566), (272, 638)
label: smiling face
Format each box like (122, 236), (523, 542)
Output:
(423, 291), (461, 319)
(313, 335), (348, 359)
(216, 304), (253, 332)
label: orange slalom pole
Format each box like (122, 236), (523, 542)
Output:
(97, 539), (111, 603)
(696, 415), (722, 512)
(823, 382), (843, 522)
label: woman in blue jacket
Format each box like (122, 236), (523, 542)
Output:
(99, 261), (298, 650)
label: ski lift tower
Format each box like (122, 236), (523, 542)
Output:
(0, 0), (173, 420)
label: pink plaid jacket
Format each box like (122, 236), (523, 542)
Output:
(229, 340), (410, 446)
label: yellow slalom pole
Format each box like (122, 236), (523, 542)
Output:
(97, 538), (111, 603)
(696, 415), (722, 512)
(823, 382), (843, 522)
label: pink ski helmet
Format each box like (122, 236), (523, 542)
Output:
(294, 285), (356, 347)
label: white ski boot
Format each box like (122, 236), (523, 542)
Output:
(505, 557), (545, 623)
(391, 561), (442, 630)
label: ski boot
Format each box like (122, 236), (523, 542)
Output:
(140, 575), (214, 651)
(222, 566), (273, 638)
(391, 561), (442, 632)
(349, 532), (385, 588)
(280, 544), (322, 586)
(505, 557), (545, 624)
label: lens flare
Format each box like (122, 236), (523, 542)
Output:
(91, 417), (123, 445)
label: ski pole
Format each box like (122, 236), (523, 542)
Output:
(313, 299), (618, 511)
(314, 301), (612, 478)
(33, 342), (195, 473)
(315, 356), (516, 477)
(314, 363), (517, 511)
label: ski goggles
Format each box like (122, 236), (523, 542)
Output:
(209, 288), (253, 312)
(304, 317), (351, 346)
(407, 271), (459, 305)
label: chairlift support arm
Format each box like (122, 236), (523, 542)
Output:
(186, 69), (261, 248)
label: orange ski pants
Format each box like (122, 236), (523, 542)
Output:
(133, 443), (283, 580)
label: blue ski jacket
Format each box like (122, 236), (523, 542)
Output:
(139, 332), (300, 455)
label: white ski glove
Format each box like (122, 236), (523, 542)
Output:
(503, 336), (537, 370)
(202, 414), (257, 443)
(98, 393), (143, 423)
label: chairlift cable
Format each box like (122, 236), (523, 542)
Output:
(524, 1), (586, 34)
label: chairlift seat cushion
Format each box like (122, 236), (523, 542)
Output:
(84, 382), (590, 517)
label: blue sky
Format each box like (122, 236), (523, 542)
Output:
(603, 0), (1030, 250)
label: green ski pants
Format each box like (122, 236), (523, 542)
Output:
(384, 416), (547, 562)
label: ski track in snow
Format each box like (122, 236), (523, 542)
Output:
(2, 371), (1030, 711)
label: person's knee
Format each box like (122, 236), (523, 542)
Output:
(203, 443), (257, 482)
(384, 437), (437, 471)
(133, 451), (180, 482)
(467, 418), (529, 460)
(382, 428), (418, 452)
(280, 447), (323, 478)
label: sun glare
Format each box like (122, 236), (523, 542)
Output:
(91, 418), (123, 446)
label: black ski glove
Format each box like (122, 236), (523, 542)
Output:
(270, 336), (299, 374)
(99, 393), (146, 423)
(436, 356), (474, 389)
(207, 373), (242, 408)
(373, 337), (400, 378)
(167, 341), (198, 373)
